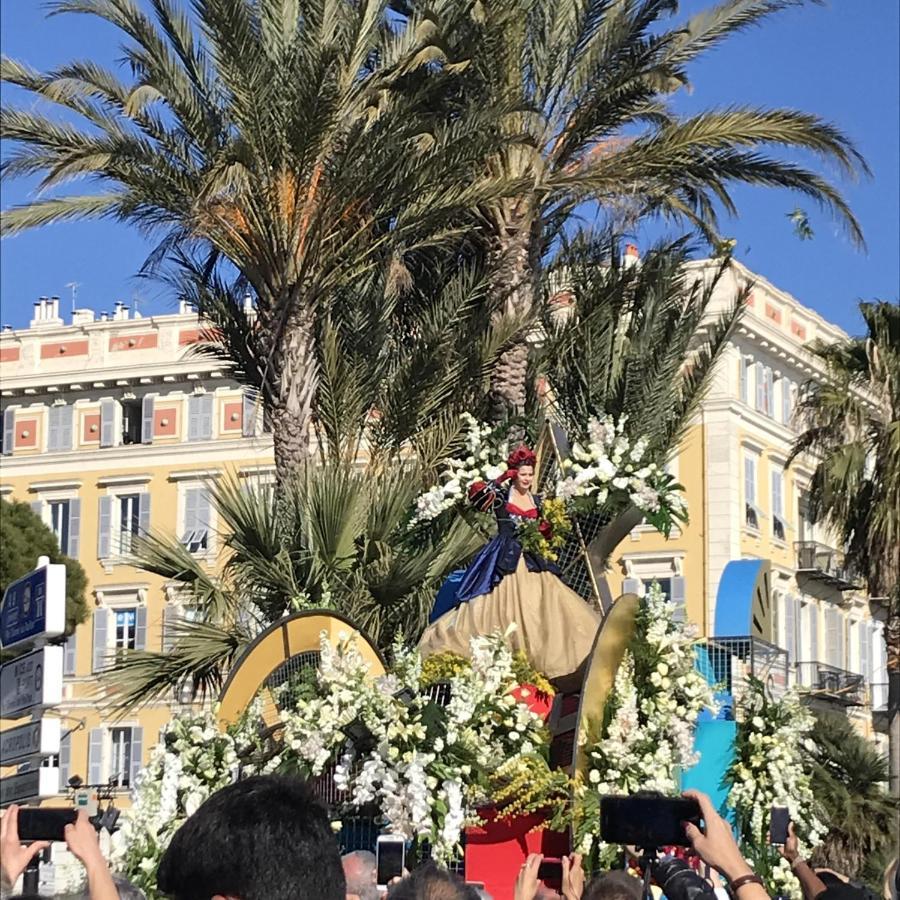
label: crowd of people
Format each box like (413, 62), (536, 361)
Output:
(1, 775), (897, 900)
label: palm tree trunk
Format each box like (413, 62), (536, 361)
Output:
(270, 303), (318, 485)
(488, 211), (538, 421)
(886, 587), (900, 799)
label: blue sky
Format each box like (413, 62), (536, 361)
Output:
(1, 1), (897, 334)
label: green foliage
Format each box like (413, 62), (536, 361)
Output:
(808, 713), (898, 883)
(0, 499), (88, 636)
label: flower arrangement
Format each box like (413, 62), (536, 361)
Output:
(420, 648), (555, 698)
(574, 583), (715, 861)
(725, 678), (825, 899)
(555, 415), (687, 536)
(515, 497), (571, 561)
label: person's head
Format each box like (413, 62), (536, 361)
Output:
(156, 774), (344, 900)
(387, 861), (479, 900)
(343, 850), (378, 900)
(583, 870), (644, 900)
(507, 445), (537, 492)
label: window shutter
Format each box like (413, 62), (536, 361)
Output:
(739, 357), (749, 404)
(755, 363), (765, 410)
(836, 612), (845, 669)
(622, 578), (641, 596)
(59, 405), (73, 450)
(784, 595), (796, 662)
(187, 396), (199, 441)
(825, 608), (839, 667)
(129, 727), (144, 788)
(857, 621), (869, 678)
(242, 390), (256, 437)
(67, 498), (81, 558)
(98, 496), (112, 558)
(2, 407), (14, 455)
(202, 394), (213, 439)
(809, 603), (819, 662)
(744, 457), (755, 506)
(764, 367), (774, 415)
(58, 732), (72, 791)
(135, 606), (148, 651)
(47, 406), (60, 451)
(141, 395), (155, 444)
(92, 609), (110, 673)
(771, 471), (782, 519)
(100, 399), (116, 447)
(31, 500), (43, 519)
(669, 575), (686, 622)
(183, 487), (199, 543)
(88, 728), (104, 785)
(64, 632), (77, 676)
(138, 493), (151, 537)
(782, 378), (793, 425)
(196, 488), (211, 546)
(189, 394), (213, 441)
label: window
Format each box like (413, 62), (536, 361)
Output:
(641, 577), (672, 602)
(114, 608), (137, 651)
(109, 728), (133, 788)
(117, 494), (140, 555)
(182, 486), (211, 553)
(49, 500), (70, 554)
(771, 471), (785, 541)
(755, 364), (773, 416)
(744, 456), (759, 529)
(47, 404), (74, 452)
(781, 378), (794, 426)
(121, 399), (142, 445)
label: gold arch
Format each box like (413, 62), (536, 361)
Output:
(217, 611), (386, 730)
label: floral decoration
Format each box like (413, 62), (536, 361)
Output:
(515, 497), (571, 561)
(725, 678), (825, 900)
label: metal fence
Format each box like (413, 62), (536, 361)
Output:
(694, 636), (790, 703)
(795, 661), (866, 706)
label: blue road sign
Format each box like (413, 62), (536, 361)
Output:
(0, 561), (65, 650)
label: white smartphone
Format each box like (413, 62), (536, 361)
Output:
(376, 835), (406, 890)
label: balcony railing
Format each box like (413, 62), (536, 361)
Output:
(795, 541), (859, 591)
(695, 636), (790, 701)
(795, 661), (866, 706)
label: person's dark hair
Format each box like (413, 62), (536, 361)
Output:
(583, 870), (644, 900)
(156, 774), (344, 900)
(386, 861), (479, 900)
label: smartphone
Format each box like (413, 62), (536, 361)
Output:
(769, 806), (790, 845)
(376, 835), (405, 889)
(538, 858), (563, 890)
(16, 808), (78, 842)
(600, 794), (702, 848)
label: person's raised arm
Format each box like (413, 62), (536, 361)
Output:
(682, 790), (770, 900)
(780, 822), (827, 900)
(64, 811), (119, 900)
(0, 805), (50, 890)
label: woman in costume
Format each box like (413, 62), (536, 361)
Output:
(418, 445), (600, 687)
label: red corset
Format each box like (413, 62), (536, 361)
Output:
(506, 503), (538, 518)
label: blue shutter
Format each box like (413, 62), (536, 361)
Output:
(669, 575), (686, 623)
(242, 391), (256, 437)
(98, 496), (112, 558)
(100, 399), (116, 447)
(88, 728), (104, 785)
(129, 727), (144, 789)
(92, 609), (110, 673)
(2, 407), (14, 455)
(135, 606), (148, 651)
(67, 498), (81, 558)
(138, 493), (151, 537)
(59, 405), (73, 450)
(58, 732), (72, 791)
(141, 395), (155, 444)
(64, 632), (77, 676)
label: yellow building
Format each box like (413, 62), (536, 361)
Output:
(1, 296), (274, 801)
(608, 259), (888, 749)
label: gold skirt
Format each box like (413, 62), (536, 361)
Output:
(418, 558), (600, 685)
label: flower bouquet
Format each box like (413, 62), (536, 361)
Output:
(515, 497), (571, 562)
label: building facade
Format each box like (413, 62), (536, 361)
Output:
(1, 297), (274, 800)
(608, 260), (889, 749)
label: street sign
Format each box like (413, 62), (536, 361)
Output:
(0, 766), (60, 807)
(0, 559), (66, 650)
(0, 645), (64, 720)
(0, 717), (61, 767)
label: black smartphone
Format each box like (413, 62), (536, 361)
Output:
(376, 836), (405, 889)
(538, 858), (563, 889)
(769, 806), (790, 845)
(600, 794), (702, 847)
(16, 808), (78, 842)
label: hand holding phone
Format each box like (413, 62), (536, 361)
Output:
(769, 807), (790, 845)
(376, 835), (405, 890)
(0, 806), (51, 888)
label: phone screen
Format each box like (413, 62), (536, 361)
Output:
(769, 807), (790, 845)
(376, 839), (405, 886)
(600, 795), (701, 847)
(538, 859), (563, 889)
(16, 808), (78, 842)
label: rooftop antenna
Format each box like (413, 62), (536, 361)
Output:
(65, 281), (80, 314)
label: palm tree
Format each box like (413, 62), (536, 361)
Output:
(1, 0), (509, 480)
(809, 713), (898, 882)
(789, 301), (900, 797)
(402, 0), (869, 416)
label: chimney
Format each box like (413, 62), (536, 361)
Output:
(623, 244), (640, 268)
(49, 296), (61, 320)
(72, 309), (95, 326)
(178, 299), (191, 315)
(100, 311), (109, 322)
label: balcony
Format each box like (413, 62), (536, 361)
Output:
(795, 661), (866, 706)
(794, 541), (859, 591)
(695, 636), (790, 701)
